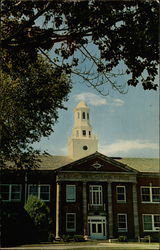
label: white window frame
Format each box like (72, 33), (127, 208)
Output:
(89, 185), (103, 205)
(66, 185), (76, 202)
(66, 213), (76, 232)
(117, 213), (128, 232)
(116, 186), (126, 203)
(28, 184), (50, 201)
(141, 186), (160, 203)
(143, 214), (160, 232)
(0, 184), (21, 202)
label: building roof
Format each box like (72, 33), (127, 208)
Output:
(38, 155), (73, 170)
(76, 101), (89, 109)
(38, 153), (159, 173)
(117, 157), (159, 173)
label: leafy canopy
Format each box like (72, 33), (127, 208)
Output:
(0, 52), (71, 169)
(0, 0), (159, 168)
(1, 0), (159, 93)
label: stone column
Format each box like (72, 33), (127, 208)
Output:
(108, 181), (113, 239)
(56, 182), (61, 240)
(83, 182), (88, 239)
(132, 183), (139, 239)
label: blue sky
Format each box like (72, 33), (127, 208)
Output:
(33, 70), (159, 158)
(34, 10), (159, 158)
(33, 15), (159, 159)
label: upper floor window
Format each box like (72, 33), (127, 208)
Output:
(82, 112), (85, 119)
(141, 187), (160, 203)
(66, 213), (76, 232)
(116, 186), (126, 203)
(82, 130), (86, 136)
(89, 185), (103, 205)
(0, 184), (21, 202)
(66, 185), (76, 202)
(143, 214), (160, 232)
(28, 184), (50, 201)
(117, 214), (128, 232)
(89, 131), (91, 137)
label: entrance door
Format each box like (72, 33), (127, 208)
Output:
(88, 216), (106, 239)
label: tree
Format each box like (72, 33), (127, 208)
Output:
(1, 0), (159, 93)
(24, 195), (51, 240)
(0, 0), (159, 168)
(0, 53), (71, 169)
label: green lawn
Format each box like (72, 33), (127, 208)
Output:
(18, 242), (159, 250)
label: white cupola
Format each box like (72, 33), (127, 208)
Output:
(68, 101), (98, 160)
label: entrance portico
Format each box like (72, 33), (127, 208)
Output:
(88, 216), (107, 240)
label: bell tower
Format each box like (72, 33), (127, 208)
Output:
(68, 101), (98, 160)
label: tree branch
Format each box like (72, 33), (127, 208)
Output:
(1, 2), (52, 46)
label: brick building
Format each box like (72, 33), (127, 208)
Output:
(1, 101), (160, 242)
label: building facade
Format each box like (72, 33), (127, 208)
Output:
(1, 102), (160, 243)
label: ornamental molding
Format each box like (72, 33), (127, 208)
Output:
(92, 161), (103, 169)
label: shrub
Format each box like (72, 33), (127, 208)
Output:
(73, 235), (85, 242)
(118, 235), (128, 242)
(48, 232), (55, 243)
(24, 195), (50, 232)
(61, 234), (72, 242)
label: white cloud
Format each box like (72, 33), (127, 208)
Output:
(99, 139), (159, 156)
(75, 92), (107, 106)
(112, 98), (125, 107)
(59, 146), (67, 154)
(75, 92), (125, 107)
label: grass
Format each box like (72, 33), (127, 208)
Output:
(63, 248), (159, 250)
(19, 241), (159, 250)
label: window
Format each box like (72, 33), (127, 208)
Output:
(82, 130), (86, 136)
(89, 131), (91, 137)
(152, 188), (160, 202)
(83, 145), (88, 150)
(28, 184), (50, 201)
(87, 113), (89, 120)
(117, 214), (128, 232)
(116, 186), (126, 202)
(141, 187), (160, 203)
(82, 112), (85, 119)
(66, 213), (76, 232)
(66, 185), (76, 202)
(0, 184), (21, 201)
(89, 185), (103, 205)
(143, 215), (160, 231)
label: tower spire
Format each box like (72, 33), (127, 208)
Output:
(68, 101), (98, 160)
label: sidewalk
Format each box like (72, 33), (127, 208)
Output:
(1, 242), (160, 250)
